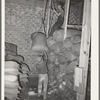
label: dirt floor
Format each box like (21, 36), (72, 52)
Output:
(18, 74), (90, 100)
(19, 77), (62, 100)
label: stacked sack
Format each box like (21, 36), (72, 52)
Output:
(18, 63), (30, 100)
(5, 61), (21, 100)
(5, 54), (24, 100)
(19, 63), (30, 86)
(47, 28), (81, 99)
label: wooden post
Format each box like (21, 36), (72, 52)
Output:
(46, 0), (52, 38)
(67, 25), (82, 30)
(74, 0), (91, 100)
(63, 0), (70, 40)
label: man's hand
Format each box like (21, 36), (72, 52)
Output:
(43, 51), (48, 60)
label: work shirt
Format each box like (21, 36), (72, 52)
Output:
(37, 60), (48, 74)
(49, 8), (64, 36)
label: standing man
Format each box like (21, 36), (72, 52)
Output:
(49, 1), (64, 36)
(36, 51), (48, 100)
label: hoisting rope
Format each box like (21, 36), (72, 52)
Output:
(36, 0), (48, 35)
(49, 0), (55, 35)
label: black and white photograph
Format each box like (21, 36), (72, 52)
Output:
(3, 0), (97, 100)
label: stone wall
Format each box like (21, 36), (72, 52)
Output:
(5, 0), (45, 70)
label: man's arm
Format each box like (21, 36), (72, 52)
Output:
(53, 9), (61, 16)
(43, 51), (48, 61)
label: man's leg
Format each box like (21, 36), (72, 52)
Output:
(43, 74), (48, 100)
(38, 74), (43, 97)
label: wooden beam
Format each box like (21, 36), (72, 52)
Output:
(46, 0), (52, 38)
(74, 0), (91, 100)
(67, 25), (82, 30)
(63, 0), (70, 40)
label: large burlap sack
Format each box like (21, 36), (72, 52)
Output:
(5, 75), (18, 82)
(20, 77), (29, 82)
(72, 42), (81, 56)
(66, 61), (77, 73)
(53, 29), (64, 42)
(21, 63), (30, 72)
(53, 29), (81, 42)
(47, 36), (57, 47)
(5, 93), (18, 100)
(5, 50), (17, 56)
(48, 65), (60, 81)
(5, 68), (19, 75)
(63, 37), (73, 50)
(5, 42), (17, 56)
(21, 70), (28, 74)
(66, 29), (81, 37)
(5, 54), (24, 63)
(5, 61), (20, 69)
(71, 34), (81, 43)
(31, 32), (49, 54)
(19, 73), (28, 79)
(58, 63), (69, 78)
(48, 63), (55, 70)
(48, 52), (58, 62)
(59, 63), (69, 73)
(57, 55), (67, 64)
(50, 42), (63, 54)
(5, 81), (19, 88)
(5, 87), (20, 95)
(63, 50), (77, 61)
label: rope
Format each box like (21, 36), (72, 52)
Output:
(36, 0), (48, 34)
(49, 0), (55, 35)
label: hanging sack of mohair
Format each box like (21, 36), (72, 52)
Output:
(5, 87), (20, 95)
(53, 29), (64, 42)
(63, 37), (73, 50)
(31, 32), (49, 54)
(47, 36), (57, 47)
(70, 34), (81, 43)
(50, 42), (63, 54)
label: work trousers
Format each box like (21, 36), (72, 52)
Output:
(38, 74), (48, 99)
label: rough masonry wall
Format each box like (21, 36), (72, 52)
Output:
(5, 0), (45, 71)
